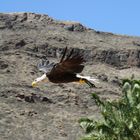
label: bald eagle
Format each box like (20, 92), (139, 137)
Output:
(32, 47), (98, 88)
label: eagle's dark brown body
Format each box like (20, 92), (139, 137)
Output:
(45, 47), (95, 87)
(47, 73), (80, 83)
(45, 47), (84, 83)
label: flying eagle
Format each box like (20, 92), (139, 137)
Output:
(32, 47), (98, 88)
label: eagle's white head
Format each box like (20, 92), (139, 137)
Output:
(32, 73), (48, 87)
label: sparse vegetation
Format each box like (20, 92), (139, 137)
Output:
(79, 79), (140, 140)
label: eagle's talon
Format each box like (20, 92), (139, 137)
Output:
(79, 79), (85, 84)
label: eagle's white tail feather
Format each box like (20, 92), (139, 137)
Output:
(76, 74), (99, 83)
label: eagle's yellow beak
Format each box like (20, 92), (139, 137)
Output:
(32, 81), (37, 87)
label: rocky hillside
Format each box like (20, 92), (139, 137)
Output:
(0, 12), (140, 140)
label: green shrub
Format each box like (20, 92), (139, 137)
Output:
(79, 79), (140, 140)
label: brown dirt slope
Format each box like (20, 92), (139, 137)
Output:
(0, 12), (140, 140)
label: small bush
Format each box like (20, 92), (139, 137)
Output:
(79, 79), (140, 140)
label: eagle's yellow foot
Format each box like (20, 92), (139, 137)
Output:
(79, 79), (85, 84)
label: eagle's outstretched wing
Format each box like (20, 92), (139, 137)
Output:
(37, 59), (55, 73)
(49, 47), (85, 76)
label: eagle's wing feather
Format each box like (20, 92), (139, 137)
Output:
(49, 48), (85, 76)
(60, 47), (68, 63)
(37, 59), (55, 73)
